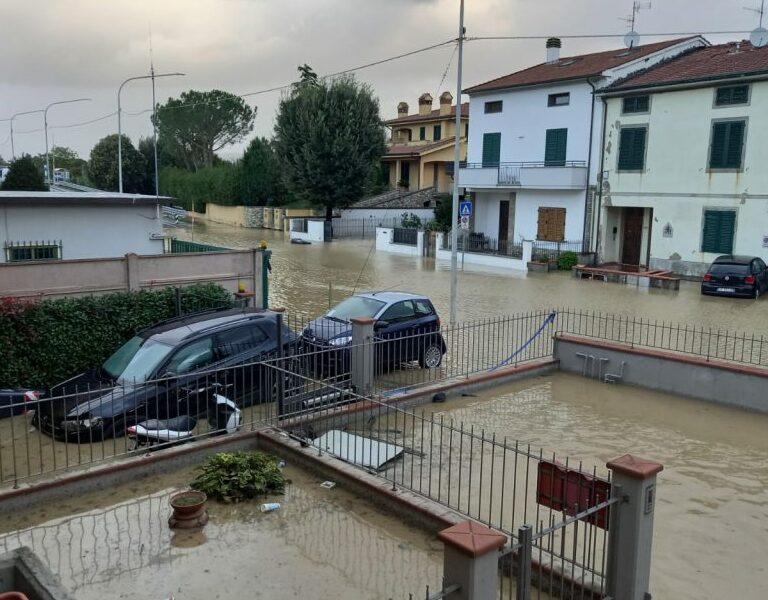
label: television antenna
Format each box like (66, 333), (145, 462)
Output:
(621, 1), (652, 48)
(745, 0), (768, 47)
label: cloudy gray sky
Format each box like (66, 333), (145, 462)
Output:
(0, 0), (758, 161)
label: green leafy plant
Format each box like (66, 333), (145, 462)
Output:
(558, 251), (579, 271)
(400, 212), (422, 229)
(191, 451), (286, 502)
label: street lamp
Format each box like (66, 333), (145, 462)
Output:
(44, 99), (90, 185)
(117, 71), (185, 194)
(1, 109), (45, 160)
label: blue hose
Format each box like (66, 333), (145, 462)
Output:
(488, 310), (557, 372)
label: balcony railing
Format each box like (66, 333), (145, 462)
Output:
(459, 161), (588, 189)
(441, 232), (523, 259)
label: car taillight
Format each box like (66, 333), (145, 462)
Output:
(745, 275), (756, 285)
(436, 316), (441, 328)
(703, 273), (712, 282)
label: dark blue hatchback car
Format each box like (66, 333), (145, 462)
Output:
(300, 292), (446, 373)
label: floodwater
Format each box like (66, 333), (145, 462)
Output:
(422, 372), (768, 600)
(174, 220), (767, 332)
(0, 465), (443, 600)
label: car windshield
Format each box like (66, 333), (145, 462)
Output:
(326, 296), (386, 321)
(102, 336), (174, 385)
(710, 263), (749, 275)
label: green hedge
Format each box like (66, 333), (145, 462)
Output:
(0, 283), (233, 389)
(159, 165), (244, 212)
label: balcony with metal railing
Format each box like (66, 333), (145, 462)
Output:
(458, 161), (588, 190)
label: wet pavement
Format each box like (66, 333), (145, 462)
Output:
(421, 372), (768, 600)
(174, 221), (767, 332)
(0, 465), (443, 600)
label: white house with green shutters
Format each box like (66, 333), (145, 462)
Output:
(596, 40), (768, 276)
(457, 36), (705, 266)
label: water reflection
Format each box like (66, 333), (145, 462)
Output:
(174, 221), (767, 333)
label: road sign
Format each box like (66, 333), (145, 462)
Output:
(459, 200), (472, 217)
(460, 215), (470, 230)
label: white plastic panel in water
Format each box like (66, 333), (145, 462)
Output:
(312, 430), (404, 470)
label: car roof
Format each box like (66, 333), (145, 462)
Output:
(356, 291), (431, 304)
(144, 309), (274, 345)
(712, 255), (757, 265)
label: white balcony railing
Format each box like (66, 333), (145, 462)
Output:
(459, 161), (588, 190)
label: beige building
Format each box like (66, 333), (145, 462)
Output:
(383, 92), (468, 193)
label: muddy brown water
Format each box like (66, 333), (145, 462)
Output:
(411, 372), (768, 600)
(175, 220), (767, 332)
(0, 465), (443, 600)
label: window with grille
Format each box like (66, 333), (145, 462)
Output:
(709, 120), (746, 170)
(484, 101), (503, 113)
(701, 209), (736, 254)
(714, 85), (749, 107)
(617, 126), (647, 171)
(622, 95), (650, 114)
(5, 242), (62, 262)
(537, 207), (566, 241)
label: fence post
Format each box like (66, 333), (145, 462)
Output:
(438, 520), (507, 600)
(522, 241), (533, 264)
(605, 454), (664, 600)
(350, 317), (375, 396)
(516, 525), (532, 600)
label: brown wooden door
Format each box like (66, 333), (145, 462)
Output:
(537, 207), (566, 241)
(621, 208), (644, 265)
(498, 200), (510, 244)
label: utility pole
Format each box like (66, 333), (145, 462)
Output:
(44, 99), (90, 186)
(449, 0), (465, 324)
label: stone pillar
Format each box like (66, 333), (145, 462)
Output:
(125, 253), (140, 291)
(438, 520), (507, 600)
(522, 241), (533, 264)
(605, 454), (664, 600)
(350, 317), (375, 396)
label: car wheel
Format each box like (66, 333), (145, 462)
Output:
(419, 343), (443, 369)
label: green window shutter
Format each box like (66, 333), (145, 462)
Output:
(623, 96), (649, 113)
(544, 128), (568, 166)
(618, 127), (647, 170)
(710, 121), (745, 169)
(701, 210), (736, 254)
(715, 85), (749, 106)
(433, 125), (442, 141)
(482, 132), (501, 167)
(419, 127), (426, 141)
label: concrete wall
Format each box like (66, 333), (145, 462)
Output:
(554, 335), (768, 413)
(599, 80), (768, 275)
(339, 208), (435, 223)
(0, 249), (266, 305)
(0, 204), (163, 262)
(434, 233), (530, 271)
(375, 227), (425, 257)
(289, 219), (325, 243)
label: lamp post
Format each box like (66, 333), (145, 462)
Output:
(449, 0), (465, 324)
(44, 99), (90, 185)
(117, 72), (184, 193)
(1, 109), (45, 160)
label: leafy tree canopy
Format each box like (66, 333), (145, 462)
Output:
(240, 137), (285, 206)
(88, 134), (146, 193)
(155, 89), (256, 171)
(274, 71), (386, 219)
(0, 154), (47, 191)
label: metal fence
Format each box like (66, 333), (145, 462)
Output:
(442, 233), (524, 260)
(393, 227), (419, 246)
(167, 239), (229, 253)
(531, 241), (584, 263)
(330, 217), (400, 239)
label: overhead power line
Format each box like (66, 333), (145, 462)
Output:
(468, 29), (753, 41)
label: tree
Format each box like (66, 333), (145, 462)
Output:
(274, 73), (386, 220)
(296, 64), (318, 87)
(0, 154), (47, 191)
(87, 134), (146, 193)
(240, 137), (284, 206)
(31, 146), (88, 184)
(154, 90), (256, 171)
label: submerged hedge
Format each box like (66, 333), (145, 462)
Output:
(0, 283), (233, 389)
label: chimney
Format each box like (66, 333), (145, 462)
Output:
(439, 91), (453, 116)
(546, 37), (562, 64)
(418, 93), (433, 116)
(397, 101), (409, 118)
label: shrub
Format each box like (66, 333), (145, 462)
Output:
(558, 251), (579, 271)
(0, 283), (233, 389)
(400, 212), (422, 229)
(191, 451), (286, 502)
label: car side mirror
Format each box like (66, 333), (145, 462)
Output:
(374, 320), (389, 330)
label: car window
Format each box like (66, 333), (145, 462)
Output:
(709, 263), (748, 275)
(757, 259), (767, 271)
(414, 299), (434, 317)
(165, 336), (215, 375)
(380, 301), (417, 324)
(327, 296), (386, 321)
(215, 325), (264, 359)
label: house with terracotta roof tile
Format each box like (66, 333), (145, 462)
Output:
(382, 92), (468, 193)
(457, 36), (706, 267)
(596, 40), (768, 277)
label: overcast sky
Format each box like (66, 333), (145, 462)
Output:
(0, 0), (759, 162)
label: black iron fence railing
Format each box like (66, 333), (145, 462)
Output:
(442, 233), (523, 259)
(393, 227), (419, 246)
(532, 240), (585, 261)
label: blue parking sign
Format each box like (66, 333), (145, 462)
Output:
(459, 200), (472, 217)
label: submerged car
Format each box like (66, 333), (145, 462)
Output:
(701, 255), (768, 299)
(300, 292), (446, 375)
(33, 309), (297, 441)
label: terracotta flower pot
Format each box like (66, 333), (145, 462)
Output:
(169, 490), (209, 529)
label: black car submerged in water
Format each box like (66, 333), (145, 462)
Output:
(701, 255), (768, 299)
(33, 309), (297, 441)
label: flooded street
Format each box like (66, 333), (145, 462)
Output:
(422, 372), (768, 600)
(175, 221), (767, 332)
(0, 465), (443, 600)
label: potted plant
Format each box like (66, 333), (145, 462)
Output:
(527, 253), (552, 273)
(169, 490), (209, 529)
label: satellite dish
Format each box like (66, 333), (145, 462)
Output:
(624, 31), (640, 48)
(750, 26), (768, 48)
